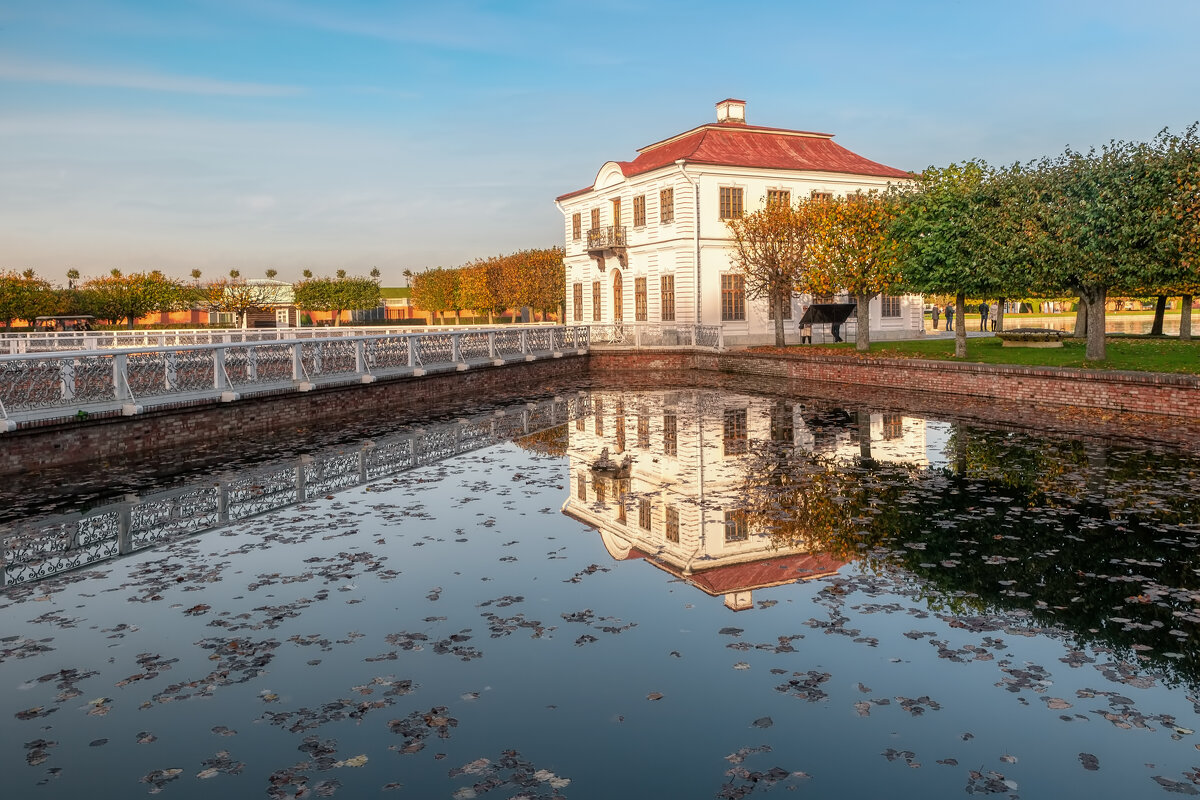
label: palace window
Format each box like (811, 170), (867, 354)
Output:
(665, 506), (680, 543)
(594, 398), (603, 436)
(719, 187), (744, 219)
(616, 479), (629, 525)
(723, 408), (748, 456)
(660, 188), (674, 223)
(591, 208), (600, 231)
(766, 189), (791, 208)
(881, 295), (902, 318)
(770, 403), (794, 444)
(576, 473), (587, 501)
(572, 213), (581, 241)
(594, 478), (606, 505)
(573, 283), (583, 322)
(592, 281), (601, 321)
(721, 274), (746, 321)
(663, 412), (677, 456)
(635, 277), (647, 321)
(616, 415), (626, 453)
(724, 509), (748, 542)
(637, 414), (649, 449)
(633, 195), (646, 227)
(767, 297), (792, 320)
(639, 497), (652, 531)
(882, 413), (903, 440)
(660, 274), (675, 321)
(811, 191), (833, 202)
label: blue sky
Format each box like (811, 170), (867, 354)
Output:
(2, 0), (1198, 284)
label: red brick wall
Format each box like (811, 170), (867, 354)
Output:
(588, 350), (1200, 418)
(0, 357), (586, 476)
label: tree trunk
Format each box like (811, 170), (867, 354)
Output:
(773, 289), (786, 348)
(954, 292), (966, 358)
(1082, 286), (1107, 361)
(1150, 295), (1167, 336)
(1071, 297), (1087, 337)
(995, 296), (1006, 332)
(855, 293), (870, 352)
(1181, 295), (1193, 341)
(857, 410), (873, 463)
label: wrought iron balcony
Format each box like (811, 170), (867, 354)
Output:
(587, 226), (627, 251)
(586, 226), (628, 268)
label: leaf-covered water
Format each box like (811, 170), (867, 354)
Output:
(3, 385), (1199, 798)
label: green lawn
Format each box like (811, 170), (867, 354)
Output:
(812, 336), (1200, 375)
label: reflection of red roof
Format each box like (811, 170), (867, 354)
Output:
(627, 549), (845, 596)
(556, 123), (910, 201)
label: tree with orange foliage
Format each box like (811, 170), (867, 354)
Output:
(804, 193), (902, 352)
(726, 200), (815, 346)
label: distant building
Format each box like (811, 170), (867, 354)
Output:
(556, 99), (923, 345)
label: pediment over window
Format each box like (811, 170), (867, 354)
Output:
(594, 162), (626, 190)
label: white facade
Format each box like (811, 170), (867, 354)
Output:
(561, 388), (928, 609)
(556, 100), (923, 346)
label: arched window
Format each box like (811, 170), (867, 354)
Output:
(612, 270), (623, 322)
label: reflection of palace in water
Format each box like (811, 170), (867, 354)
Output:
(562, 390), (928, 610)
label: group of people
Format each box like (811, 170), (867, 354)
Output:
(930, 302), (999, 332)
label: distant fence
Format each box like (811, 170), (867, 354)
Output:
(0, 326), (590, 428)
(586, 324), (724, 350)
(0, 323), (561, 355)
(0, 393), (592, 587)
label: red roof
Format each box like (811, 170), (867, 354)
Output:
(626, 548), (845, 596)
(556, 122), (909, 201)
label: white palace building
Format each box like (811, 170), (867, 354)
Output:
(556, 99), (923, 346)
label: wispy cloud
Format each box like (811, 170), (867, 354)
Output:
(0, 57), (303, 97)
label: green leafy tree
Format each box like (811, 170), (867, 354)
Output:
(201, 278), (278, 328)
(293, 273), (380, 326)
(79, 270), (186, 328)
(0, 270), (54, 327)
(892, 162), (1028, 357)
(410, 267), (460, 325)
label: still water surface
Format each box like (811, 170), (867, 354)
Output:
(3, 385), (1199, 799)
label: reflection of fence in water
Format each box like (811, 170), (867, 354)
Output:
(1, 393), (594, 588)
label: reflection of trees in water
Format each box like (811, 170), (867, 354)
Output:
(513, 424), (569, 458)
(743, 426), (1200, 688)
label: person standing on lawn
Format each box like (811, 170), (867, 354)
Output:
(931, 305), (940, 331)
(979, 301), (989, 331)
(945, 303), (954, 331)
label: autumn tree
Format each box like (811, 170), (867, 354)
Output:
(79, 270), (186, 329)
(804, 192), (903, 352)
(201, 278), (277, 328)
(458, 258), (505, 323)
(509, 247), (566, 320)
(726, 201), (814, 346)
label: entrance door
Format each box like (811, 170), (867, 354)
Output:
(611, 198), (621, 230)
(612, 270), (623, 322)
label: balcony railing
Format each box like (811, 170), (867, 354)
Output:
(586, 226), (627, 251)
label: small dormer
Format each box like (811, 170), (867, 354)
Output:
(716, 98), (746, 125)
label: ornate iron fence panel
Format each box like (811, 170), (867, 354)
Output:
(366, 337), (413, 371)
(493, 330), (524, 357)
(418, 334), (454, 365)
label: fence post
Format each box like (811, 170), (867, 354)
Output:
(247, 346), (258, 382)
(451, 333), (462, 364)
(520, 329), (529, 355)
(216, 482), (229, 524)
(407, 336), (417, 368)
(113, 354), (130, 401)
(118, 503), (133, 555)
(488, 331), (497, 359)
(164, 352), (177, 391)
(292, 343), (304, 380)
(214, 348), (228, 390)
(355, 340), (367, 375)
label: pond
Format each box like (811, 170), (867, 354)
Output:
(3, 383), (1200, 799)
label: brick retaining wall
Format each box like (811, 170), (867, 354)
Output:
(0, 356), (587, 476)
(4, 348), (1197, 478)
(588, 349), (1200, 419)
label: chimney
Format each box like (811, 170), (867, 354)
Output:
(716, 98), (746, 125)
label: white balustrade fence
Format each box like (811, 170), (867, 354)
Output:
(0, 324), (723, 428)
(0, 326), (592, 428)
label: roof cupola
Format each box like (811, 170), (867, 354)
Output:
(716, 98), (746, 125)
